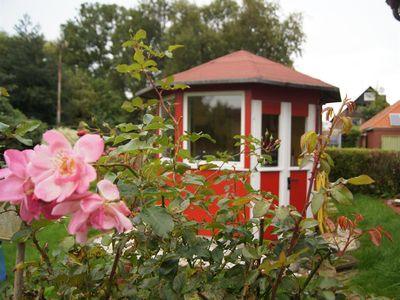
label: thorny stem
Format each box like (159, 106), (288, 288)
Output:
(270, 99), (351, 299)
(299, 250), (331, 294)
(96, 163), (139, 177)
(32, 230), (53, 275)
(105, 237), (128, 300)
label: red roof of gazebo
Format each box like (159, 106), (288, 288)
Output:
(174, 50), (334, 89)
(138, 50), (340, 102)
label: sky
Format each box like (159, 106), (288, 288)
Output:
(1, 0), (400, 105)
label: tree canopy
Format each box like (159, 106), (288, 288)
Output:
(0, 0), (305, 127)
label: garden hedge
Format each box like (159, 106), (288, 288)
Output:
(327, 148), (400, 197)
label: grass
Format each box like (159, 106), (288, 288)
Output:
(0, 221), (68, 291)
(338, 194), (400, 299)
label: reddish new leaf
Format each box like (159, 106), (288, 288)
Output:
(377, 225), (393, 242)
(367, 228), (382, 246)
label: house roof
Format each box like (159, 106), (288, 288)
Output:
(360, 100), (400, 130)
(354, 86), (377, 105)
(138, 50), (341, 102)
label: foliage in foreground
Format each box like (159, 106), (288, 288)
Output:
(0, 32), (390, 299)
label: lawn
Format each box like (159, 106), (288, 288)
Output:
(338, 194), (400, 299)
(0, 221), (68, 293)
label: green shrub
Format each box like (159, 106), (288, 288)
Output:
(341, 126), (360, 148)
(327, 147), (400, 197)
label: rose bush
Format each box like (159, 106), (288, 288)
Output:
(0, 32), (391, 299)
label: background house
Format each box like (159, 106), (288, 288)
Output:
(360, 100), (400, 150)
(346, 87), (388, 126)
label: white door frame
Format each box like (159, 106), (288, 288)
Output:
(250, 100), (317, 215)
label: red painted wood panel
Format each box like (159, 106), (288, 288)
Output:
(183, 170), (249, 236)
(292, 101), (309, 117)
(289, 170), (308, 212)
(260, 172), (280, 197)
(262, 101), (280, 115)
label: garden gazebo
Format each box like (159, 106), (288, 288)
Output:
(139, 50), (340, 222)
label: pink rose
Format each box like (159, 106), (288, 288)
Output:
(28, 130), (104, 203)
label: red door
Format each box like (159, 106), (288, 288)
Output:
(289, 170), (308, 213)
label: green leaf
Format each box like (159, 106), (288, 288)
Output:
(242, 246), (259, 259)
(183, 174), (205, 186)
(134, 50), (145, 65)
(245, 269), (260, 285)
(311, 191), (325, 215)
(253, 201), (270, 218)
(101, 235), (112, 247)
(140, 206), (174, 238)
(121, 101), (134, 112)
(199, 163), (218, 171)
(31, 219), (52, 230)
(331, 184), (353, 204)
(168, 45), (184, 52)
(300, 218), (319, 230)
(11, 227), (32, 243)
(232, 197), (252, 206)
(13, 134), (32, 146)
(132, 97), (143, 107)
(347, 175), (375, 185)
(0, 87), (9, 97)
(0, 121), (10, 132)
(116, 64), (131, 73)
(15, 120), (41, 136)
(159, 255), (179, 278)
(60, 236), (75, 251)
(143, 114), (154, 125)
(133, 29), (146, 41)
(321, 290), (335, 300)
(301, 131), (318, 153)
(173, 273), (186, 293)
(122, 40), (134, 48)
(144, 122), (165, 131)
(178, 149), (191, 159)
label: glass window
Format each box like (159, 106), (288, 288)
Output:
(291, 116), (306, 166)
(188, 94), (242, 161)
(261, 114), (279, 166)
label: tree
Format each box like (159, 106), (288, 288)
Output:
(159, 0), (304, 75)
(360, 93), (389, 121)
(0, 16), (57, 125)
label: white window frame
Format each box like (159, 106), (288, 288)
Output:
(183, 90), (246, 170)
(256, 105), (284, 172)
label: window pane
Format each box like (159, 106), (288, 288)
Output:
(261, 114), (279, 166)
(188, 94), (241, 161)
(291, 116), (306, 166)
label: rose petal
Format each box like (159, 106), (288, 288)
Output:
(4, 149), (28, 178)
(0, 175), (25, 202)
(43, 130), (72, 154)
(97, 179), (120, 201)
(0, 168), (11, 179)
(68, 210), (89, 234)
(28, 145), (53, 173)
(52, 200), (81, 216)
(76, 164), (96, 194)
(74, 134), (104, 163)
(80, 194), (103, 213)
(34, 175), (62, 202)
